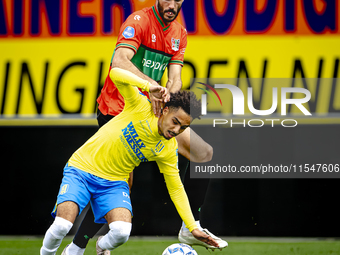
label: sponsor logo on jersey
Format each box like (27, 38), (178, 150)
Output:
(60, 184), (69, 195)
(152, 34), (156, 42)
(122, 121), (148, 162)
(132, 47), (171, 81)
(122, 26), (135, 39)
(155, 140), (165, 153)
(142, 58), (168, 71)
(134, 15), (141, 21)
(171, 38), (180, 51)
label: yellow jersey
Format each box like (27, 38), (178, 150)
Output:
(68, 68), (197, 232)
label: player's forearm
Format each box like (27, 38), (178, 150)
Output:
(110, 68), (151, 92)
(167, 64), (183, 92)
(164, 174), (197, 232)
(169, 187), (197, 232)
(166, 78), (182, 93)
(112, 53), (157, 86)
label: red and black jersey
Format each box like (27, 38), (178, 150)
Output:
(97, 5), (187, 116)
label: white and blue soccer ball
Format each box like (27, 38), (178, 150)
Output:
(162, 243), (198, 255)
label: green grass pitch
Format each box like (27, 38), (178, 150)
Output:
(0, 236), (339, 255)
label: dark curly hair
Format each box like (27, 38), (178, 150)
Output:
(164, 90), (201, 120)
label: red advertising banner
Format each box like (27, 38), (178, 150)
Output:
(1, 0), (339, 38)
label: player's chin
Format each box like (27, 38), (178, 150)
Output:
(165, 17), (176, 23)
(163, 15), (176, 23)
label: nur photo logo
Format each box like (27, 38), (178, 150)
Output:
(194, 79), (313, 128)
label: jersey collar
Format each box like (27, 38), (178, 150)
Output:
(152, 5), (171, 32)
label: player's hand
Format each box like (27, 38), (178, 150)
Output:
(191, 229), (219, 248)
(149, 85), (169, 117)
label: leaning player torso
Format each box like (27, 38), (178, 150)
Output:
(131, 9), (182, 81)
(70, 90), (177, 181)
(112, 115), (173, 166)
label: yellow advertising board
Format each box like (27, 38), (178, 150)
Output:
(0, 0), (340, 125)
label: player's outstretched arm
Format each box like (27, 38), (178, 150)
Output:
(110, 67), (151, 91)
(112, 48), (159, 87)
(167, 64), (183, 93)
(148, 57), (184, 118)
(110, 67), (167, 103)
(112, 48), (166, 116)
(150, 63), (182, 117)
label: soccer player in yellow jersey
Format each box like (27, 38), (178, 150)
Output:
(40, 68), (219, 255)
(63, 1), (228, 254)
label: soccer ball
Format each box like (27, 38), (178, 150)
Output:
(162, 243), (198, 255)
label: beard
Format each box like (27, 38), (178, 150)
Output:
(157, 1), (182, 24)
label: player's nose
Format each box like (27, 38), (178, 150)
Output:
(173, 125), (181, 134)
(167, 0), (175, 9)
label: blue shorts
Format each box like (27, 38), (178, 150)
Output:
(51, 164), (132, 224)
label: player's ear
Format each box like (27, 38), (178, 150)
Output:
(162, 106), (169, 116)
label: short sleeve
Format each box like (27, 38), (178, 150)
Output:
(169, 28), (187, 66)
(115, 11), (147, 54)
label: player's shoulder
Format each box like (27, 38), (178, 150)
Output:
(172, 20), (187, 34)
(126, 7), (152, 25)
(169, 20), (187, 40)
(133, 90), (152, 112)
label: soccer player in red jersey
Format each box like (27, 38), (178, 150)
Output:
(61, 1), (227, 254)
